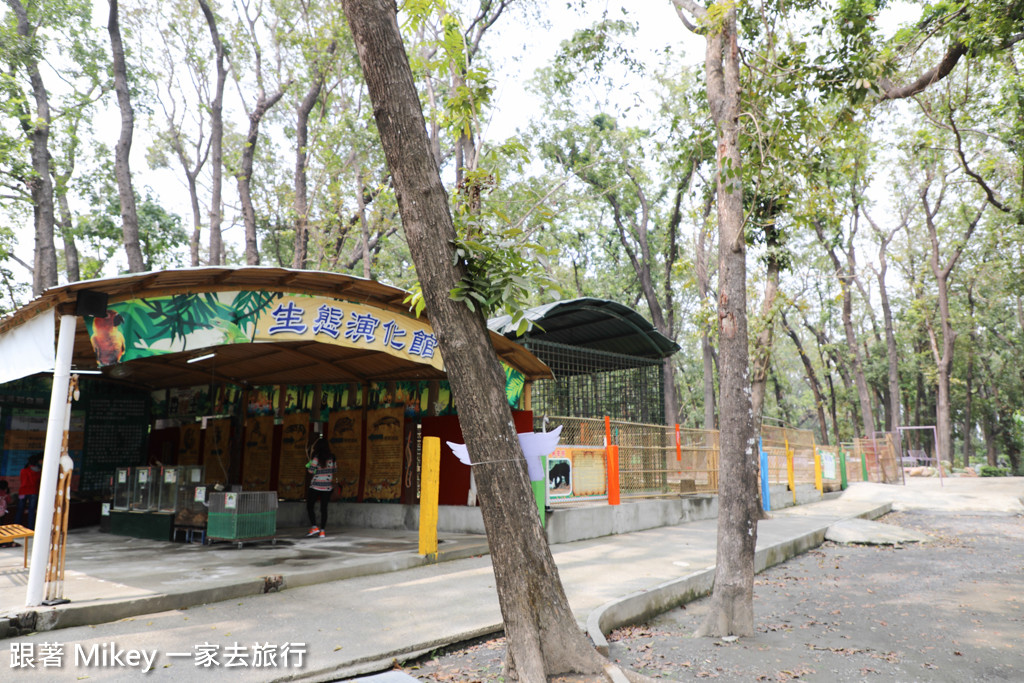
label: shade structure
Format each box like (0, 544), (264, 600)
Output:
(0, 266), (552, 389)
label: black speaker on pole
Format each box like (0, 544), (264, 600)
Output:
(75, 290), (109, 318)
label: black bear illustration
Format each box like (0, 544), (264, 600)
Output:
(548, 462), (570, 489)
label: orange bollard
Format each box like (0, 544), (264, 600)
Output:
(607, 444), (620, 506)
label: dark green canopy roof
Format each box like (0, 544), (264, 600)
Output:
(488, 298), (679, 360)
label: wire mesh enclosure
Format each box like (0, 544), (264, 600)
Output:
(536, 415), (719, 504)
(854, 435), (900, 483)
(522, 339), (665, 423)
(207, 491), (278, 544)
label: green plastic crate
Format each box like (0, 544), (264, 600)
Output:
(207, 510), (276, 540)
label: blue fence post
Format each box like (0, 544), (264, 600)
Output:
(759, 437), (771, 512)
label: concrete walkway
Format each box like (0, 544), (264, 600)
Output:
(0, 478), (1019, 682)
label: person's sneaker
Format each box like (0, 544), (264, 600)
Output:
(306, 526), (320, 537)
(318, 530), (326, 538)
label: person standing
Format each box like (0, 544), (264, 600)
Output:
(15, 454), (42, 528)
(0, 479), (13, 523)
(305, 439), (336, 538)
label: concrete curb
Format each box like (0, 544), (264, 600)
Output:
(14, 537), (491, 635)
(280, 624), (505, 682)
(585, 502), (892, 654)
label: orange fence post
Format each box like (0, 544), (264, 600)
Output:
(607, 444), (620, 506)
(675, 424), (682, 462)
(604, 415), (612, 447)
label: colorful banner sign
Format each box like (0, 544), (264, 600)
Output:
(85, 291), (444, 372)
(83, 291), (529, 407)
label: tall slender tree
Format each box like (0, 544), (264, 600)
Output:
(5, 0), (57, 294)
(108, 0), (144, 272)
(198, 0), (228, 265)
(672, 0), (760, 637)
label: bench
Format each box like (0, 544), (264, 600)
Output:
(0, 524), (34, 568)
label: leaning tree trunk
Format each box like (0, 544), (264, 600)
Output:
(340, 2), (618, 679)
(781, 311), (828, 444)
(108, 0), (145, 273)
(693, 2), (759, 638)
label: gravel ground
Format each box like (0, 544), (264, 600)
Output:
(397, 511), (1024, 682)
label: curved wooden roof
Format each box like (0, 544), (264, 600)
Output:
(0, 267), (551, 389)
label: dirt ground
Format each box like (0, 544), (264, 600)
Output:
(398, 511), (1024, 681)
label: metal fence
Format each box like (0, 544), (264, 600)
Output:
(534, 414), (901, 507)
(839, 442), (864, 484)
(760, 424), (793, 485)
(536, 415), (719, 506)
(853, 434), (900, 484)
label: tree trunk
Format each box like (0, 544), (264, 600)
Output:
(814, 220), (874, 439)
(108, 0), (144, 273)
(696, 194), (716, 430)
(690, 2), (759, 638)
(781, 311), (828, 444)
(980, 402), (998, 466)
(962, 284), (977, 468)
(54, 183), (81, 282)
(750, 231), (781, 424)
(357, 170), (371, 279)
(921, 183), (981, 467)
(340, 2), (614, 678)
(292, 43), (335, 270)
(186, 170), (203, 267)
(876, 256), (900, 434)
(660, 179), (688, 426)
(8, 0), (57, 295)
(238, 89), (286, 265)
(804, 317), (845, 446)
(199, 0), (226, 266)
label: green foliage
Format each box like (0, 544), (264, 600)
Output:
(405, 154), (563, 334)
(448, 225), (559, 335)
(979, 465), (1010, 477)
(75, 186), (188, 273)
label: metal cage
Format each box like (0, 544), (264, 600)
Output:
(523, 339), (665, 423)
(207, 491), (278, 546)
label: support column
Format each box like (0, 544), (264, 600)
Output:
(26, 312), (77, 607)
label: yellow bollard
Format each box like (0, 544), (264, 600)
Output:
(813, 444), (823, 493)
(419, 436), (440, 558)
(785, 436), (796, 504)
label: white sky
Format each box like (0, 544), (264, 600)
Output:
(9, 1), (919, 286)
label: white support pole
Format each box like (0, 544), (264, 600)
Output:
(26, 313), (77, 607)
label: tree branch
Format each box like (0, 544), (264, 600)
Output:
(879, 42), (967, 101)
(948, 109), (1011, 213)
(670, 0), (705, 33)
